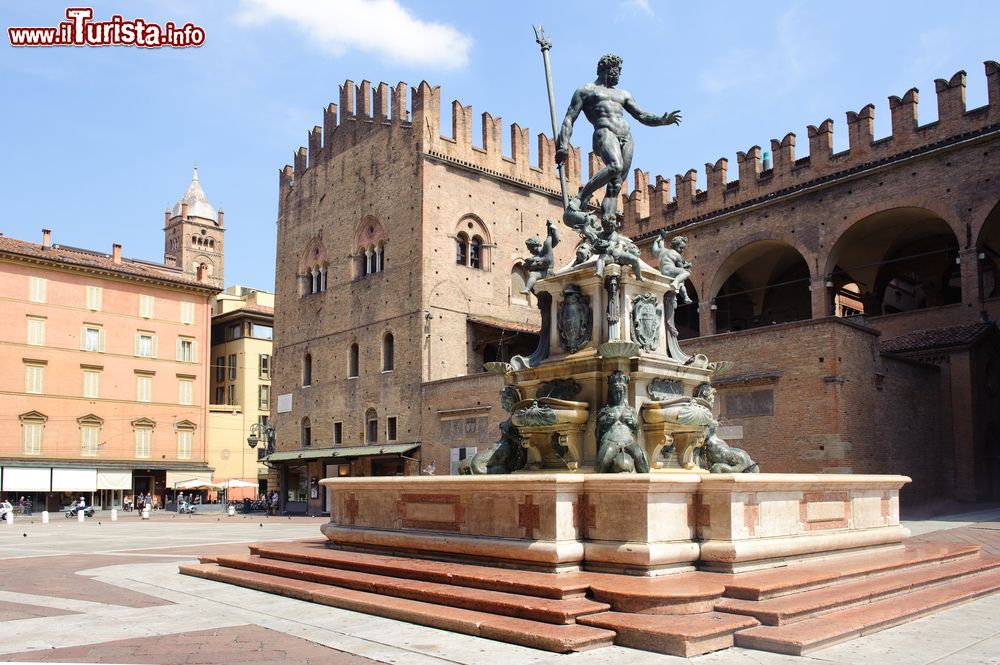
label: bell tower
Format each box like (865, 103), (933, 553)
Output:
(163, 167), (225, 286)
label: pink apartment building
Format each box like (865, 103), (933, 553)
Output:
(1, 205), (222, 511)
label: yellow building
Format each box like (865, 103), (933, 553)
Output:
(208, 286), (274, 497)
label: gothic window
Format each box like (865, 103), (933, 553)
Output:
(353, 218), (387, 280)
(469, 236), (482, 269)
(302, 353), (312, 387)
(348, 343), (359, 378)
(301, 417), (311, 448)
(454, 217), (490, 271)
(382, 333), (394, 372)
(300, 238), (329, 296)
(510, 264), (529, 306)
(366, 409), (378, 444)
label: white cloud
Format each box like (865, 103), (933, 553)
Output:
(621, 0), (654, 16)
(236, 0), (472, 70)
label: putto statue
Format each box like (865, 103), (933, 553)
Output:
(652, 231), (692, 305)
(522, 219), (560, 293)
(596, 371), (646, 473)
(556, 54), (681, 226)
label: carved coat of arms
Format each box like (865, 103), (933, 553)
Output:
(631, 292), (662, 352)
(557, 284), (592, 354)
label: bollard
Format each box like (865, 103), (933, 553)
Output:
(78, 510), (84, 523)
(227, 505), (235, 517)
(4, 512), (12, 525)
(111, 508), (118, 522)
(41, 510), (49, 524)
(141, 508), (150, 520)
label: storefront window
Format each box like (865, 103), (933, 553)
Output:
(285, 463), (308, 502)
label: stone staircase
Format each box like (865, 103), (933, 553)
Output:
(721, 542), (1000, 655)
(179, 539), (1000, 657)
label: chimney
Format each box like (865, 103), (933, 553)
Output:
(196, 264), (208, 282)
(164, 209), (170, 224)
(217, 209), (224, 226)
(41, 228), (51, 249)
(112, 243), (122, 264)
(181, 202), (189, 220)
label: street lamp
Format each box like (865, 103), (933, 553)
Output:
(247, 422), (276, 458)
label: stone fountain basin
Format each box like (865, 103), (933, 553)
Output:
(510, 397), (589, 429)
(641, 397), (714, 430)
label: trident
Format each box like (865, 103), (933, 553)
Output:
(533, 25), (569, 209)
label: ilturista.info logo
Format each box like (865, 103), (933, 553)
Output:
(8, 7), (206, 48)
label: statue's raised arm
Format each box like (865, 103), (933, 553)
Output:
(623, 94), (682, 128)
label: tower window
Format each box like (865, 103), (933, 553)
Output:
(382, 333), (394, 372)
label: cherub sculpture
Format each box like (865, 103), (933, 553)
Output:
(652, 231), (691, 304)
(522, 220), (560, 293)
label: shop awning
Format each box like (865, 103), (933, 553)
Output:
(52, 468), (97, 492)
(97, 470), (132, 490)
(166, 470), (214, 486)
(2, 467), (51, 492)
(267, 443), (419, 463)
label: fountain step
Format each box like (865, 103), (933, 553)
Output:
(719, 541), (983, 600)
(248, 539), (594, 599)
(717, 551), (1000, 625)
(733, 567), (1000, 655)
(211, 553), (610, 624)
(578, 611), (759, 658)
(249, 540), (728, 612)
(179, 563), (616, 653)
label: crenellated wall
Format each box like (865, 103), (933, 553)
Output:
(620, 62), (1000, 239)
(279, 79), (582, 200)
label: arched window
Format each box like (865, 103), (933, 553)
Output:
(456, 232), (468, 265)
(353, 218), (387, 280)
(301, 417), (311, 448)
(382, 333), (394, 372)
(300, 238), (329, 297)
(510, 265), (529, 306)
(365, 409), (378, 444)
(469, 236), (482, 269)
(348, 343), (359, 378)
(302, 353), (312, 387)
(454, 218), (490, 270)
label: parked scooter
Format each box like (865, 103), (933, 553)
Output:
(65, 504), (96, 518)
(178, 500), (197, 515)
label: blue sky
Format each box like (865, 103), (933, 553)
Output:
(2, 0), (998, 291)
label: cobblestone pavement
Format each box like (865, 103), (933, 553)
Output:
(0, 510), (998, 664)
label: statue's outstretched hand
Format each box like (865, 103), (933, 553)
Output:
(555, 147), (568, 166)
(662, 110), (682, 126)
